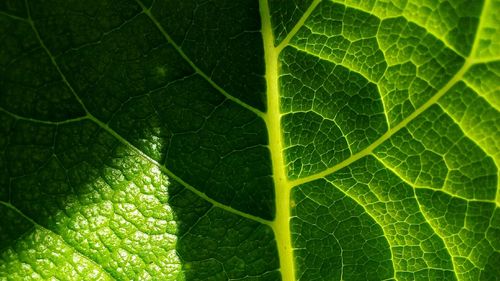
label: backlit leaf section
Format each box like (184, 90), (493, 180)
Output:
(0, 0), (499, 280)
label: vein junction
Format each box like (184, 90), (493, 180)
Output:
(259, 0), (296, 280)
(3, 0), (498, 280)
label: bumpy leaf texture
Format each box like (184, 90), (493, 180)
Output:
(0, 0), (499, 280)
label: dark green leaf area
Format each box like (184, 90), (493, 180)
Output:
(169, 184), (280, 281)
(0, 16), (85, 122)
(8, 0), (275, 220)
(0, 205), (33, 250)
(146, 0), (267, 110)
(292, 179), (394, 281)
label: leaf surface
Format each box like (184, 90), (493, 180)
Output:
(0, 0), (499, 280)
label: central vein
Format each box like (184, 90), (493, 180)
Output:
(259, 1), (295, 280)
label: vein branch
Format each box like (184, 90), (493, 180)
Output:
(290, 59), (473, 187)
(0, 11), (28, 22)
(88, 116), (272, 226)
(24, 0), (271, 226)
(276, 0), (322, 52)
(372, 154), (498, 206)
(372, 155), (461, 280)
(133, 0), (265, 118)
(470, 0), (491, 58)
(289, 0), (498, 191)
(0, 107), (89, 125)
(25, 0), (91, 117)
(0, 200), (116, 280)
(259, 0), (297, 280)
(329, 0), (463, 56)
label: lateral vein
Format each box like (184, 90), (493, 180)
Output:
(25, 0), (91, 116)
(290, 0), (497, 188)
(276, 0), (322, 52)
(290, 59), (473, 187)
(87, 116), (272, 226)
(133, 0), (266, 118)
(372, 155), (461, 280)
(0, 200), (116, 280)
(0, 107), (89, 125)
(24, 0), (270, 227)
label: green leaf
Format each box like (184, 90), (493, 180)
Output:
(0, 0), (499, 280)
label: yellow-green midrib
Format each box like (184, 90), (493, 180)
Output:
(259, 0), (296, 280)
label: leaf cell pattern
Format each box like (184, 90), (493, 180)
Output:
(0, 0), (499, 280)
